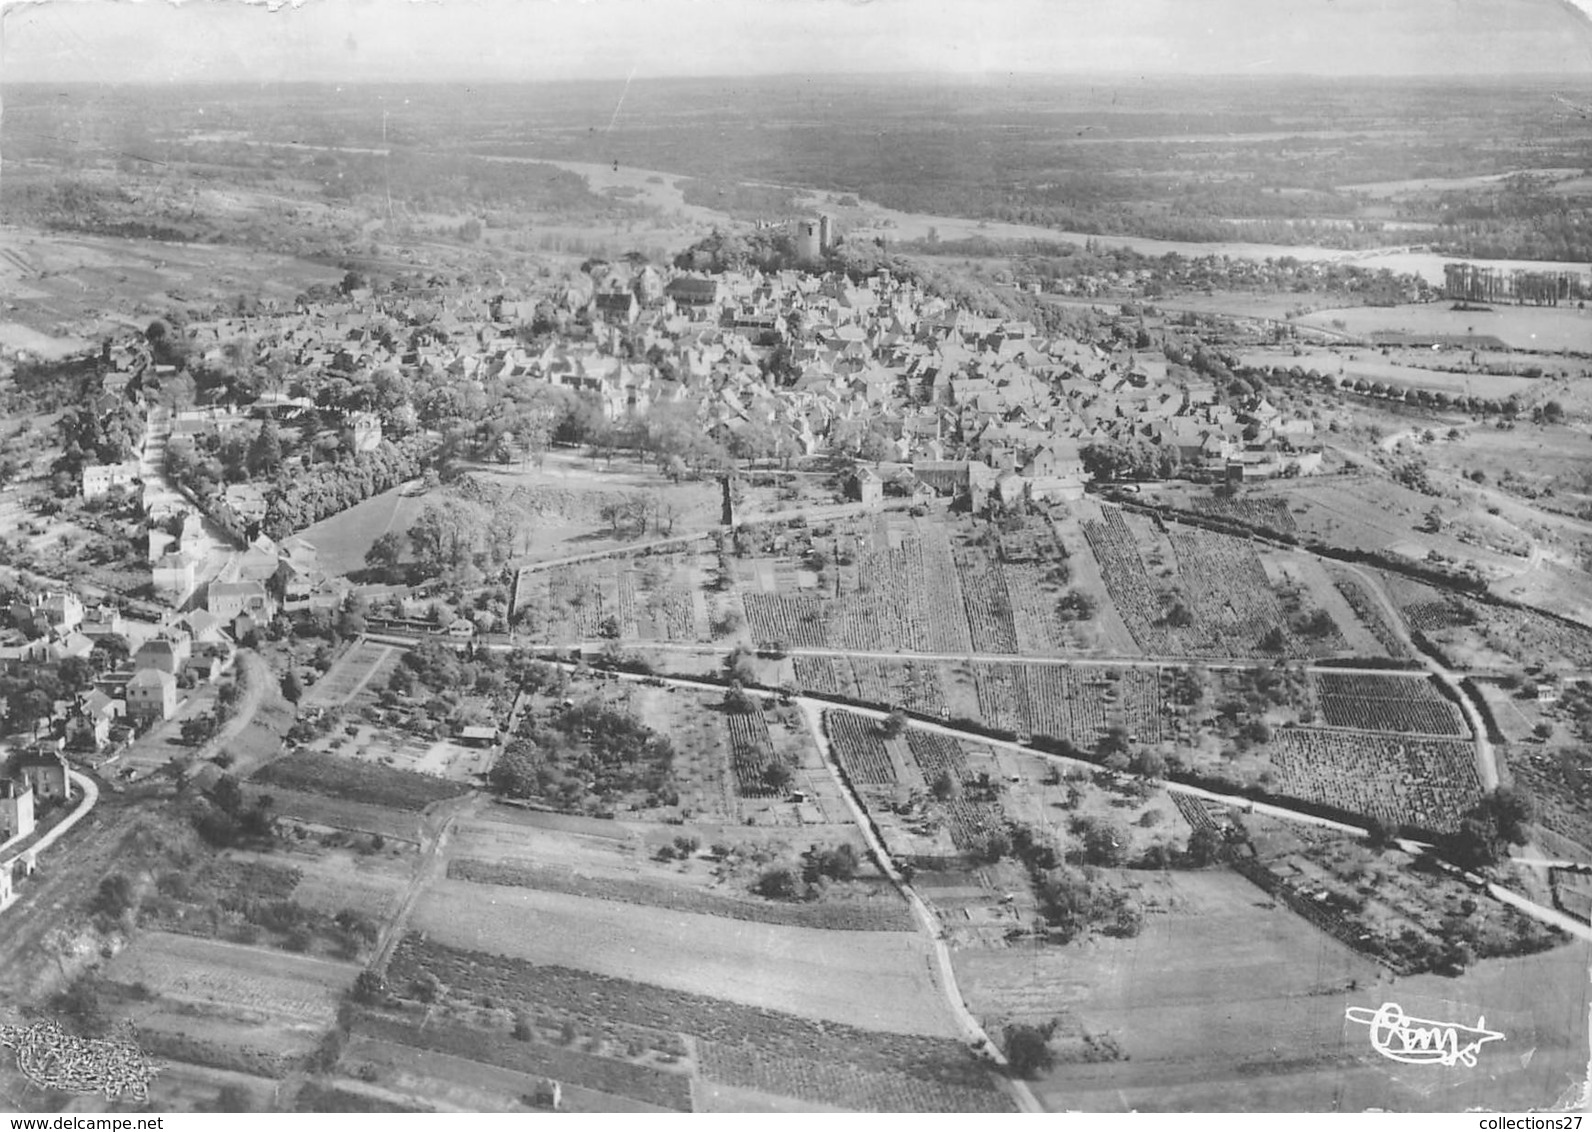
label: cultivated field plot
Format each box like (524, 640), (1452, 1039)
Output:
(824, 711), (900, 785)
(726, 706), (780, 797)
(1190, 494), (1298, 535)
(1266, 728), (1483, 832)
(972, 662), (1165, 747)
(1327, 567), (1412, 658)
(352, 1010), (695, 1112)
(1312, 672), (1468, 736)
(253, 750), (471, 811)
(337, 1033), (657, 1114)
(1386, 573), (1592, 670)
(744, 518), (1080, 659)
(745, 529), (975, 653)
(904, 732), (1005, 853)
(104, 930), (356, 1025)
(792, 655), (947, 715)
(313, 723), (493, 784)
(132, 1012), (308, 1081)
(301, 640), (400, 710)
(409, 879), (958, 1037)
(1082, 506), (1329, 659)
(244, 784), (425, 843)
(447, 857), (914, 931)
(388, 936), (1010, 1113)
(514, 551), (705, 644)
(285, 851), (410, 920)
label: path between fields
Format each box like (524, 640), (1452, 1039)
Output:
(794, 698), (1042, 1114)
(534, 637), (1461, 680)
(372, 792), (482, 971)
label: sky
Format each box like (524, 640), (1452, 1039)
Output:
(4, 0), (1592, 83)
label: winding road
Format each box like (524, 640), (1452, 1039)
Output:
(795, 699), (1041, 1114)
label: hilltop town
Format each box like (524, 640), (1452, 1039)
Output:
(4, 49), (1592, 1113)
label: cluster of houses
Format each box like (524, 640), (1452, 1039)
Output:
(1, 588), (237, 768)
(83, 258), (1313, 483)
(70, 254), (1327, 612)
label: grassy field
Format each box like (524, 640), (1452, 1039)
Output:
(1238, 348), (1542, 399)
(409, 878), (957, 1037)
(252, 750), (471, 812)
(339, 1032), (667, 1114)
(297, 486), (428, 579)
(386, 934), (1010, 1112)
(104, 930), (356, 1027)
(956, 867), (1589, 1111)
(0, 228), (343, 356)
(243, 784), (426, 843)
(1296, 303), (1592, 352)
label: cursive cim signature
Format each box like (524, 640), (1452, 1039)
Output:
(0, 1021), (162, 1102)
(1345, 1002), (1505, 1069)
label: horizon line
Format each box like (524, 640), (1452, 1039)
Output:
(6, 70), (1592, 86)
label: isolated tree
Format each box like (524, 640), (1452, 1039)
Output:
(1057, 590), (1097, 622)
(755, 863), (801, 900)
(364, 530), (406, 578)
(930, 770), (962, 803)
(280, 670), (304, 704)
(57, 655), (94, 695)
(92, 874), (134, 919)
(246, 417), (284, 478)
(1003, 1024), (1056, 1079)
(763, 760), (794, 793)
(1185, 826), (1226, 868)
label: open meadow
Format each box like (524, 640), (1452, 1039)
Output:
(408, 879), (956, 1037)
(954, 867), (1589, 1111)
(298, 486), (428, 579)
(1295, 303), (1592, 353)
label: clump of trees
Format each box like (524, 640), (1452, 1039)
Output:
(753, 840), (865, 901)
(1002, 1021), (1058, 1079)
(1441, 786), (1534, 871)
(488, 699), (676, 812)
(193, 774), (278, 847)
